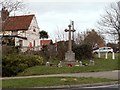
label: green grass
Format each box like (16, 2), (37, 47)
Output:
(0, 80), (2, 88)
(2, 53), (119, 88)
(18, 56), (119, 76)
(2, 77), (115, 88)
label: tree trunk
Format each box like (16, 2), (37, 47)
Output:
(119, 33), (120, 52)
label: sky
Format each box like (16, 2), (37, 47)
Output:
(9, 0), (120, 42)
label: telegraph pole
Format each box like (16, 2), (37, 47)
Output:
(118, 1), (120, 52)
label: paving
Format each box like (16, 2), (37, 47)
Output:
(1, 70), (119, 80)
(1, 70), (119, 89)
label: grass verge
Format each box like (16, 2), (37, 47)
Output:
(2, 77), (115, 88)
(18, 57), (119, 76)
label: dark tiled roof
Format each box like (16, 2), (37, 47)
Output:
(3, 14), (34, 31)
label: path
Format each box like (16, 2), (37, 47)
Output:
(1, 70), (119, 80)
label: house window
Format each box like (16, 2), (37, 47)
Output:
(29, 42), (32, 48)
(19, 40), (23, 47)
(33, 29), (36, 32)
(22, 31), (25, 33)
(12, 31), (18, 35)
(33, 40), (35, 47)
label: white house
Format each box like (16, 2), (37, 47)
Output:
(1, 8), (41, 52)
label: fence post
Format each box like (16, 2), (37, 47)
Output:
(98, 52), (101, 58)
(105, 52), (108, 59)
(112, 52), (115, 60)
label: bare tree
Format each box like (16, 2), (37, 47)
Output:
(0, 0), (25, 14)
(0, 0), (26, 46)
(75, 32), (84, 45)
(97, 2), (120, 51)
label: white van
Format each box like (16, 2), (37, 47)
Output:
(93, 47), (113, 54)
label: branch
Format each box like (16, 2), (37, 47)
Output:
(97, 2), (120, 39)
(0, 0), (25, 13)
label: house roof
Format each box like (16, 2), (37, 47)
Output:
(3, 14), (34, 31)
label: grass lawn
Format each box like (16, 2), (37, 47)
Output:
(18, 54), (119, 76)
(2, 77), (115, 88)
(0, 80), (2, 88)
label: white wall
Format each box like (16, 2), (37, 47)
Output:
(26, 16), (40, 46)
(20, 15), (41, 51)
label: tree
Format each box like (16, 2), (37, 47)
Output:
(97, 2), (120, 51)
(0, 0), (26, 38)
(73, 44), (93, 61)
(0, 0), (25, 14)
(75, 32), (85, 45)
(107, 42), (119, 52)
(75, 29), (105, 48)
(56, 41), (67, 60)
(39, 30), (49, 40)
(83, 29), (105, 48)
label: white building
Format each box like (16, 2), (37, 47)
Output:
(1, 8), (41, 52)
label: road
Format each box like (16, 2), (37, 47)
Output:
(1, 70), (119, 90)
(1, 84), (120, 90)
(2, 70), (119, 80)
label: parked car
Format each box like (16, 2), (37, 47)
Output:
(93, 47), (113, 54)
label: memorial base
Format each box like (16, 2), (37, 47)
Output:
(62, 61), (79, 66)
(61, 50), (78, 66)
(65, 50), (75, 62)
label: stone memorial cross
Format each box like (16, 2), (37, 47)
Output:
(64, 23), (76, 62)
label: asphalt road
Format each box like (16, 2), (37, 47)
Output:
(1, 84), (120, 90)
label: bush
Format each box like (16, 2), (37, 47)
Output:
(2, 54), (44, 77)
(73, 44), (92, 61)
(49, 57), (61, 65)
(2, 46), (20, 55)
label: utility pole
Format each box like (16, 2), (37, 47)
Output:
(118, 1), (120, 52)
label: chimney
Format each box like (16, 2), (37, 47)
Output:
(1, 7), (9, 21)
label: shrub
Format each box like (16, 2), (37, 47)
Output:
(49, 57), (61, 65)
(2, 54), (44, 77)
(73, 44), (93, 61)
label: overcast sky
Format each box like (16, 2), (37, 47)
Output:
(21, 0), (119, 42)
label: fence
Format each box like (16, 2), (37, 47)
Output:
(97, 52), (115, 60)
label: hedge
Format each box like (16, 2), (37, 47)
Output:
(2, 54), (44, 77)
(73, 44), (93, 61)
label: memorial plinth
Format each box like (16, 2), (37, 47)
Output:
(63, 50), (78, 66)
(65, 50), (75, 62)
